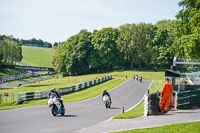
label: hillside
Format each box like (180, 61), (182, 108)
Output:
(22, 46), (54, 67)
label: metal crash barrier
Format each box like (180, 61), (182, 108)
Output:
(17, 75), (112, 104)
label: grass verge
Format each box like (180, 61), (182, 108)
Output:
(62, 78), (126, 102)
(0, 78), (125, 110)
(114, 101), (144, 119)
(111, 121), (200, 133)
(113, 80), (164, 119)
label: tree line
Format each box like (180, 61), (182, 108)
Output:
(53, 0), (200, 76)
(52, 22), (175, 76)
(0, 35), (23, 65)
(20, 38), (52, 48)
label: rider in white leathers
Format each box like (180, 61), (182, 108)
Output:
(102, 89), (112, 103)
(48, 88), (64, 108)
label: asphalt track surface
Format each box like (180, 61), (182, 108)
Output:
(0, 61), (49, 88)
(0, 79), (152, 133)
(0, 76), (49, 88)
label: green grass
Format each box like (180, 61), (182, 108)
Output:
(62, 78), (125, 102)
(107, 71), (164, 80)
(113, 80), (165, 119)
(111, 121), (200, 133)
(0, 78), (125, 110)
(114, 101), (145, 119)
(149, 80), (165, 93)
(22, 46), (54, 67)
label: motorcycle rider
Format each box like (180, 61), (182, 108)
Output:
(139, 76), (142, 82)
(102, 89), (112, 103)
(132, 75), (135, 79)
(48, 88), (64, 108)
(136, 75), (138, 80)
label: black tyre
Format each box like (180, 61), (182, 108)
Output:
(61, 108), (65, 116)
(148, 104), (159, 110)
(105, 101), (111, 108)
(148, 100), (158, 105)
(106, 101), (109, 108)
(148, 93), (158, 100)
(148, 109), (158, 115)
(51, 105), (57, 116)
(109, 103), (111, 108)
(105, 102), (108, 108)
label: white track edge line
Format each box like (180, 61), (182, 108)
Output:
(75, 80), (154, 133)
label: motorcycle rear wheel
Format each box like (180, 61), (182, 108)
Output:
(61, 108), (65, 116)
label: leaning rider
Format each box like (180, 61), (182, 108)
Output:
(102, 89), (112, 103)
(48, 88), (64, 108)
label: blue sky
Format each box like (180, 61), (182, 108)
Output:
(0, 0), (181, 43)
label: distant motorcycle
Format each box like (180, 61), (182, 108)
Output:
(139, 76), (142, 83)
(136, 75), (138, 80)
(48, 96), (65, 116)
(103, 95), (111, 108)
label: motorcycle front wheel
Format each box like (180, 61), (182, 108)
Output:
(51, 105), (58, 116)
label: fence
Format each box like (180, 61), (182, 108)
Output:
(0, 72), (41, 83)
(176, 89), (200, 109)
(17, 75), (112, 104)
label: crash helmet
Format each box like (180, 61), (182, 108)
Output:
(104, 89), (107, 92)
(51, 88), (56, 92)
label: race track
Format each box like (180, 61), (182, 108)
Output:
(0, 79), (152, 133)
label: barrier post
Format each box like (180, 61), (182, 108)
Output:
(174, 92), (178, 110)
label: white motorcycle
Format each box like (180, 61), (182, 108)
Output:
(48, 96), (65, 116)
(103, 95), (111, 108)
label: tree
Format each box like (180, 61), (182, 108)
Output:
(134, 23), (155, 69)
(20, 38), (52, 48)
(53, 30), (92, 75)
(174, 0), (200, 58)
(0, 35), (23, 65)
(53, 42), (59, 47)
(52, 43), (67, 73)
(117, 23), (155, 70)
(117, 24), (136, 69)
(90, 27), (121, 71)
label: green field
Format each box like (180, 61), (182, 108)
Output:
(22, 46), (54, 67)
(112, 121), (200, 133)
(0, 46), (53, 76)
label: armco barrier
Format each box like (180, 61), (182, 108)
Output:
(177, 89), (200, 109)
(0, 72), (41, 83)
(17, 75), (112, 104)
